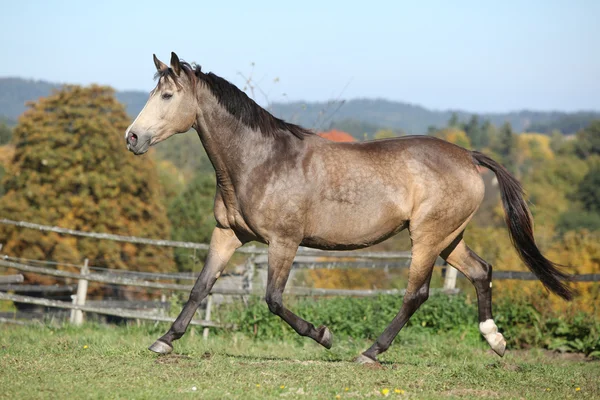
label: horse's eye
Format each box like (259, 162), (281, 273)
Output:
(162, 93), (173, 100)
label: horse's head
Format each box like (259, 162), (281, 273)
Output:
(125, 52), (197, 155)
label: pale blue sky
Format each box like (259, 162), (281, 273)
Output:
(1, 0), (598, 112)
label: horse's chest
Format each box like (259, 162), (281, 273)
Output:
(212, 189), (265, 241)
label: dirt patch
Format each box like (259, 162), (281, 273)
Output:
(361, 362), (386, 371)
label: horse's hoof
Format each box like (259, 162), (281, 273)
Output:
(354, 353), (378, 364)
(148, 340), (173, 355)
(491, 335), (506, 357)
(317, 325), (333, 349)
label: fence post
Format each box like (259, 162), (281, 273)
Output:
(443, 264), (458, 291)
(71, 258), (89, 326)
(69, 295), (77, 324)
(242, 256), (255, 306)
(202, 294), (213, 341)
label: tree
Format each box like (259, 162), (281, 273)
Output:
(0, 164), (5, 197)
(0, 121), (11, 145)
(574, 120), (600, 159)
(494, 122), (517, 173)
(576, 165), (600, 214)
(447, 112), (460, 128)
(463, 115), (492, 149)
(433, 128), (472, 149)
(167, 174), (217, 271)
(556, 210), (600, 235)
(0, 85), (175, 286)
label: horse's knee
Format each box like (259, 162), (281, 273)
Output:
(405, 286), (429, 308)
(416, 289), (429, 306)
(265, 292), (283, 315)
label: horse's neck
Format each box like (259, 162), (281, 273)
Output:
(194, 105), (274, 192)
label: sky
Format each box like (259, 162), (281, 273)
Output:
(1, 0), (598, 112)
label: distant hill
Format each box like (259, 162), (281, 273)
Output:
(1, 77), (598, 135)
(270, 99), (600, 136)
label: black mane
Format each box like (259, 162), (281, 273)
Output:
(155, 62), (313, 140)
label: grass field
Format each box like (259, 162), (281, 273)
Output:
(0, 323), (598, 399)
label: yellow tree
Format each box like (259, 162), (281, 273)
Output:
(433, 128), (472, 149)
(0, 85), (175, 286)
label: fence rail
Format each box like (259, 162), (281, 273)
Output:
(0, 292), (220, 327)
(0, 218), (411, 259)
(0, 274), (23, 284)
(2, 218), (598, 335)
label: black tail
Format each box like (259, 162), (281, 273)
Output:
(471, 151), (573, 300)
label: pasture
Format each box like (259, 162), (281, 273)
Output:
(1, 323), (597, 399)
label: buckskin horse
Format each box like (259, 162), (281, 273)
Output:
(125, 53), (571, 363)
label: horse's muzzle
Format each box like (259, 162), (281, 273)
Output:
(126, 131), (150, 155)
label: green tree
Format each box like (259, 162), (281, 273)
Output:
(573, 120), (600, 159)
(0, 164), (5, 197)
(463, 115), (481, 147)
(0, 85), (175, 285)
(447, 112), (460, 128)
(493, 122), (517, 173)
(167, 173), (216, 272)
(0, 121), (11, 145)
(576, 165), (600, 214)
(556, 210), (600, 234)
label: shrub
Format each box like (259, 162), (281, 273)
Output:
(217, 293), (600, 357)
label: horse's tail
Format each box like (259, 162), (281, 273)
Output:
(471, 151), (573, 300)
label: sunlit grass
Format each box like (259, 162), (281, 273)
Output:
(1, 323), (598, 399)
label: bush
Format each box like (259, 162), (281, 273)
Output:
(217, 293), (600, 357)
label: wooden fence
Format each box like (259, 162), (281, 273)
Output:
(1, 218), (598, 336)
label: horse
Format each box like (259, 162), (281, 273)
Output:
(125, 52), (572, 363)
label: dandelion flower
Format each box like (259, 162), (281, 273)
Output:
(394, 389), (405, 394)
(344, 388), (349, 391)
(576, 387), (581, 392)
(280, 385), (285, 389)
(256, 384), (260, 388)
(83, 345), (88, 349)
(381, 388), (390, 396)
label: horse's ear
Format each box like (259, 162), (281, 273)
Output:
(153, 54), (168, 71)
(170, 52), (181, 75)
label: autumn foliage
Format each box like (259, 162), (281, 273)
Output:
(0, 85), (175, 286)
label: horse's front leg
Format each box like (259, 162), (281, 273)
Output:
(149, 227), (243, 354)
(265, 241), (332, 349)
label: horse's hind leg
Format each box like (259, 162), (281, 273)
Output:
(441, 238), (506, 357)
(265, 241), (332, 348)
(358, 244), (438, 363)
(148, 227), (242, 354)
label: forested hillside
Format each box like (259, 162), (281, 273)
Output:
(1, 77), (598, 136)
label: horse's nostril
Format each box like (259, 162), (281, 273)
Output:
(129, 132), (138, 145)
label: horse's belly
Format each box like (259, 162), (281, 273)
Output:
(300, 205), (408, 250)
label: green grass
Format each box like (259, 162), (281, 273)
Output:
(1, 323), (598, 399)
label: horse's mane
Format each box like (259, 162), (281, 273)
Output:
(155, 62), (313, 140)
